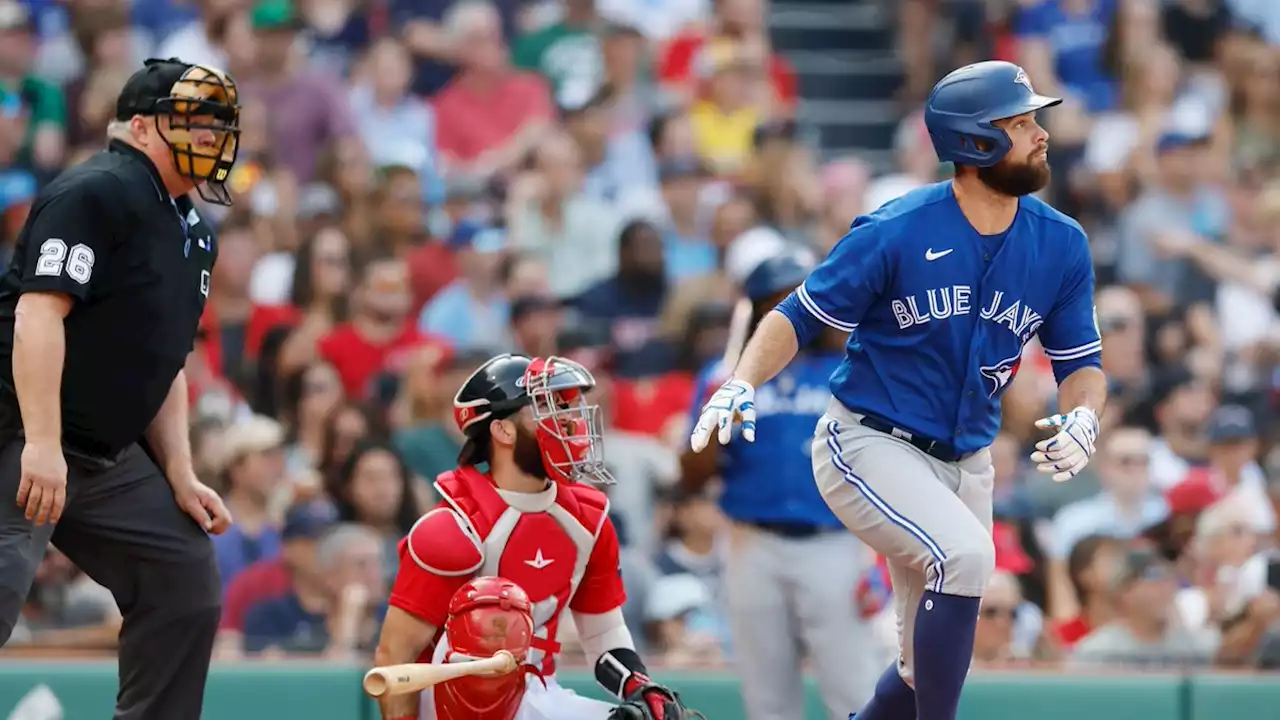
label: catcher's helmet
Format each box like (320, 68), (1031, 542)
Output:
(743, 253), (812, 303)
(923, 61), (1061, 168)
(453, 354), (612, 484)
(116, 57), (241, 205)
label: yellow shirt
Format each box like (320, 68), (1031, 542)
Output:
(690, 101), (759, 176)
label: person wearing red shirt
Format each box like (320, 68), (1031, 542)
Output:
(319, 254), (451, 399)
(432, 1), (554, 180)
(655, 0), (796, 116)
(372, 354), (696, 720)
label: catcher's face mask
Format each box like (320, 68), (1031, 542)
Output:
(523, 357), (613, 485)
(154, 64), (240, 206)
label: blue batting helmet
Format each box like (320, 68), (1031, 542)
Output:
(744, 253), (812, 303)
(923, 61), (1061, 168)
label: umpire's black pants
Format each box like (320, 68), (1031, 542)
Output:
(0, 438), (221, 720)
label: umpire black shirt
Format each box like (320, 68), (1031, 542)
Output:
(0, 140), (218, 459)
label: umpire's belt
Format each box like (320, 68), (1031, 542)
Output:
(855, 414), (967, 463)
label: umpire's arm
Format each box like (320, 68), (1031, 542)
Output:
(13, 177), (118, 448)
(145, 371), (197, 483)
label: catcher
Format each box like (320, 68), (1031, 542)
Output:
(373, 354), (701, 720)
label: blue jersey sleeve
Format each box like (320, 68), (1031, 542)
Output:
(1038, 231), (1102, 384)
(775, 215), (892, 347)
(1013, 1), (1052, 37)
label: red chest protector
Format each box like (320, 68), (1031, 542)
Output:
(433, 468), (609, 679)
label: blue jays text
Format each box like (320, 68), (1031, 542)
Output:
(775, 181), (1103, 454)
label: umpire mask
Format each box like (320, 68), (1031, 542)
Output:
(154, 63), (241, 206)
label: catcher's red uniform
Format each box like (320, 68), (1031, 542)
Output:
(389, 466), (627, 719)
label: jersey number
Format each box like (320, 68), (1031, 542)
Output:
(34, 239), (95, 285)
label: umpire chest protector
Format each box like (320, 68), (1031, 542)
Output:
(0, 140), (218, 458)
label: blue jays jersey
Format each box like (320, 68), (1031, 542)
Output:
(776, 181), (1101, 454)
(689, 352), (846, 528)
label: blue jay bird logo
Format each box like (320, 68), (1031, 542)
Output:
(980, 352), (1023, 398)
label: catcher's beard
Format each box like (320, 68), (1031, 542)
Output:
(977, 153), (1050, 197)
(513, 423), (550, 480)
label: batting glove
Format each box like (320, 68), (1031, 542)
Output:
(689, 378), (756, 452)
(1031, 406), (1099, 482)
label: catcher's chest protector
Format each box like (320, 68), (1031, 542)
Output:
(434, 672), (534, 720)
(433, 468), (610, 676)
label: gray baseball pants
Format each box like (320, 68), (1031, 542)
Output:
(810, 400), (995, 685)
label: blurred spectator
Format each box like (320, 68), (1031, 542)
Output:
(156, 0), (244, 70)
(392, 348), (476, 483)
(815, 157), (870, 251)
(239, 0), (359, 184)
(864, 111), (939, 212)
(325, 440), (422, 576)
(433, 0), (552, 180)
(0, 2), (65, 175)
(655, 157), (715, 280)
(1053, 534), (1124, 650)
(596, 0), (705, 43)
(1071, 546), (1220, 668)
(0, 86), (35, 266)
(508, 131), (621, 298)
(279, 361), (345, 475)
(1149, 366), (1218, 490)
(350, 38), (440, 187)
(974, 570), (1046, 665)
(216, 498), (338, 658)
(512, 0), (601, 99)
(242, 522), (387, 657)
(417, 224), (511, 353)
(656, 0), (795, 116)
(643, 573), (723, 667)
(203, 213), (263, 392)
(689, 40), (766, 178)
(210, 415), (288, 589)
(572, 219), (668, 377)
(597, 16), (659, 136)
(562, 84), (658, 207)
(319, 400), (383, 479)
(271, 225), (353, 378)
(508, 294), (563, 358)
(8, 546), (119, 649)
(1169, 404), (1277, 536)
(318, 253), (449, 399)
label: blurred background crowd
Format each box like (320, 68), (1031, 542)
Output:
(2, 0), (1280, 703)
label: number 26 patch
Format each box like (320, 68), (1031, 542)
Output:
(35, 238), (95, 284)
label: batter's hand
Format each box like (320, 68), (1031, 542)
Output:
(689, 378), (756, 452)
(1031, 406), (1099, 482)
(173, 478), (234, 534)
(16, 440), (67, 526)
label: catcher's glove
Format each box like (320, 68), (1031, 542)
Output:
(608, 681), (706, 720)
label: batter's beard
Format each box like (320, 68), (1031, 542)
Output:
(513, 424), (550, 480)
(977, 155), (1050, 197)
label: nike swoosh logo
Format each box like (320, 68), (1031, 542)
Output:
(925, 248), (953, 261)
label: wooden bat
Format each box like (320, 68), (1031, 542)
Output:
(721, 297), (754, 370)
(362, 650), (519, 698)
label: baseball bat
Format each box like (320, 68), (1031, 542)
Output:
(721, 297), (754, 370)
(362, 650), (518, 698)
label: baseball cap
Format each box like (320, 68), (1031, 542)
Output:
(1156, 131), (1210, 154)
(216, 415), (285, 473)
(510, 295), (561, 323)
(1164, 474), (1223, 516)
(1206, 404), (1257, 443)
(658, 156), (708, 183)
(282, 500), (339, 541)
(115, 58), (195, 122)
(0, 2), (32, 32)
(1108, 546), (1170, 593)
(448, 222), (505, 253)
(251, 0), (304, 31)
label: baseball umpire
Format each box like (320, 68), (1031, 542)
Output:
(691, 61), (1108, 720)
(681, 253), (877, 720)
(0, 58), (238, 718)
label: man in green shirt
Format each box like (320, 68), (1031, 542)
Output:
(0, 3), (65, 176)
(511, 0), (603, 99)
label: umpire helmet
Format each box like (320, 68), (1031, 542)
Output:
(743, 253), (812, 303)
(923, 61), (1061, 168)
(116, 58), (241, 205)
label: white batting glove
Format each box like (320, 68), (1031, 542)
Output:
(1030, 406), (1099, 482)
(689, 378), (757, 452)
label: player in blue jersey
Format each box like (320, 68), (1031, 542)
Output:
(681, 253), (877, 720)
(689, 61), (1108, 720)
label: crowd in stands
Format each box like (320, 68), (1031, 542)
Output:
(2, 0), (1280, 680)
